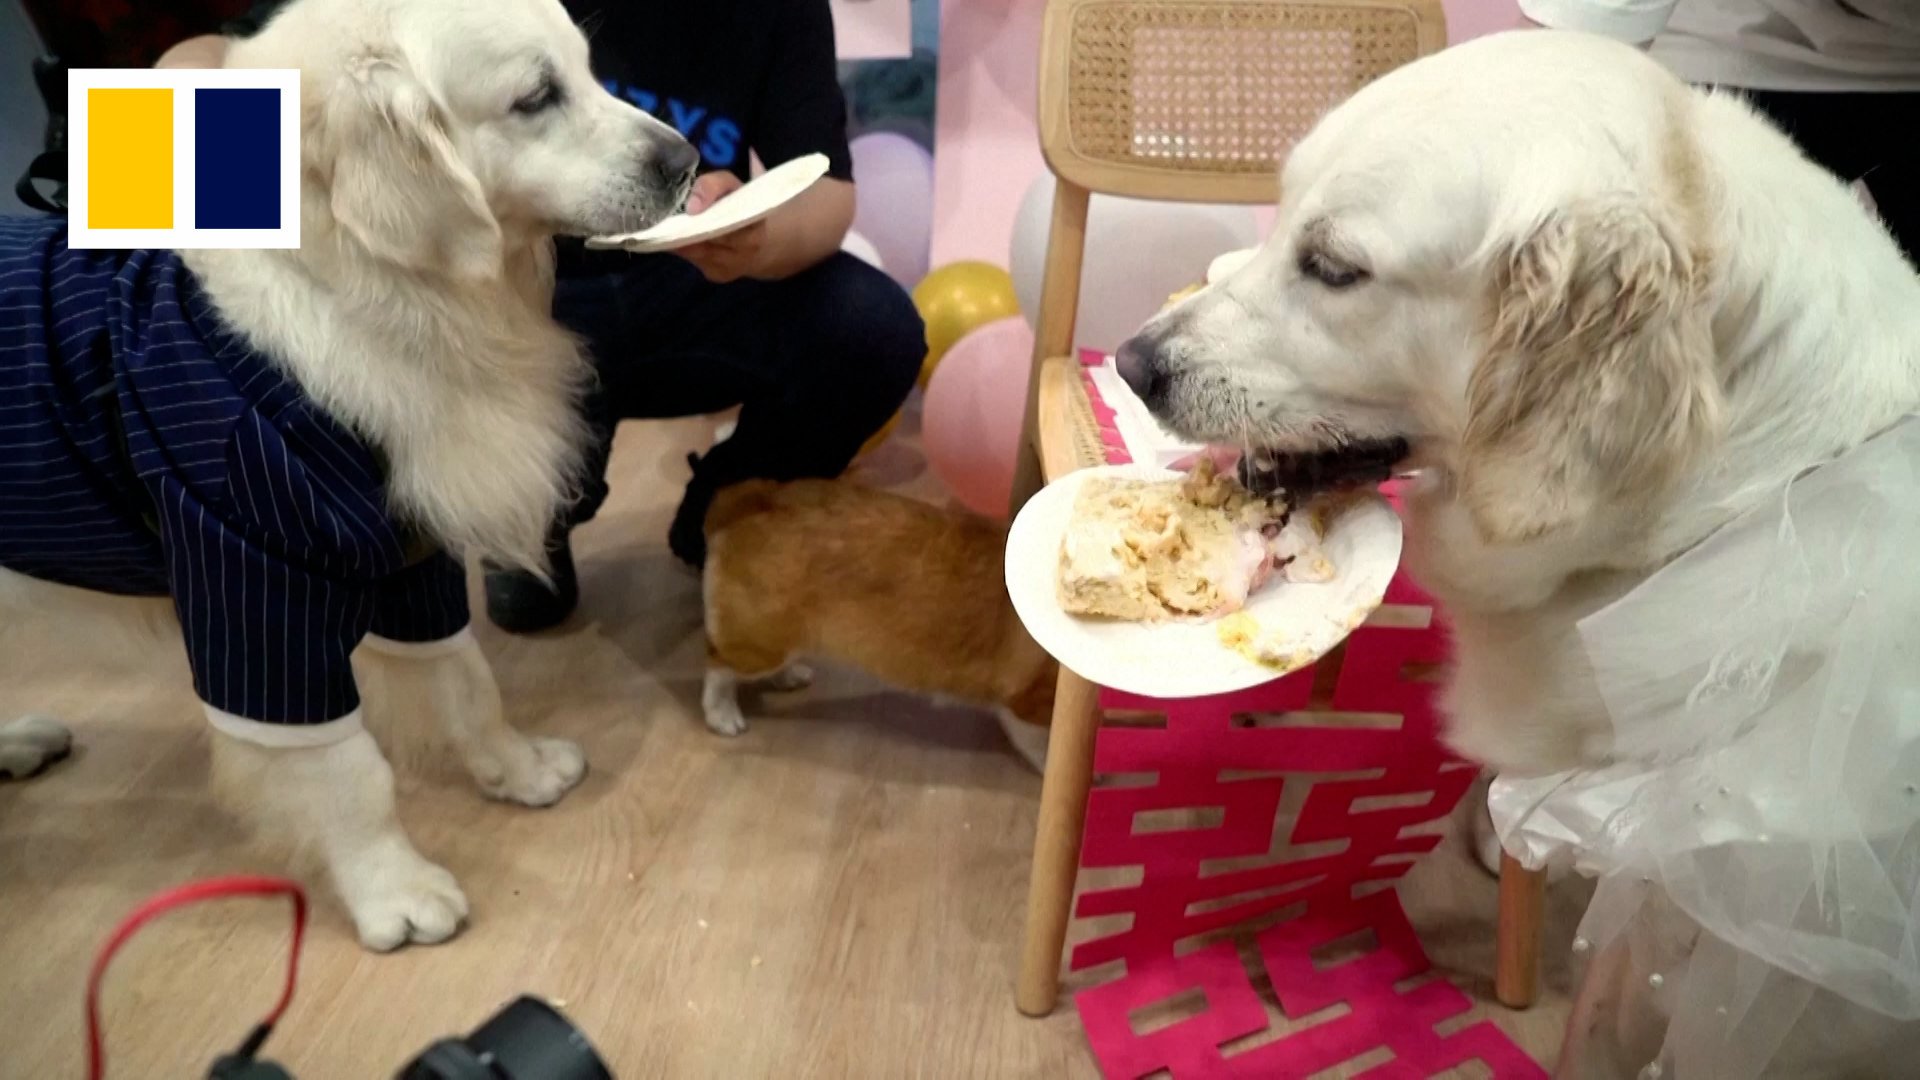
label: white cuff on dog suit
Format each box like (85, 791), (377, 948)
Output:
(204, 704), (367, 748)
(202, 626), (476, 747)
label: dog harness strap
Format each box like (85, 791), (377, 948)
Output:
(203, 704), (366, 748)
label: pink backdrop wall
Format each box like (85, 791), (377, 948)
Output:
(928, 0), (1524, 268)
(832, 0), (913, 60)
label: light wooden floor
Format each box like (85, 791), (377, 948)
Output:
(0, 413), (1586, 1078)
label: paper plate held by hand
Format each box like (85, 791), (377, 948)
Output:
(1005, 464), (1403, 699)
(585, 153), (831, 254)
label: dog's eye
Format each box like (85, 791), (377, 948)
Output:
(512, 76), (562, 116)
(1299, 250), (1368, 289)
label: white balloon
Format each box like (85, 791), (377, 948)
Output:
(1010, 173), (1260, 355)
(841, 230), (884, 269)
(849, 132), (935, 287)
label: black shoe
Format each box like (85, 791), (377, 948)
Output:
(484, 538), (579, 633)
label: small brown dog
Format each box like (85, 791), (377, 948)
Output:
(700, 479), (1056, 746)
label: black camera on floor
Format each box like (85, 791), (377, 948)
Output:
(211, 997), (611, 1080)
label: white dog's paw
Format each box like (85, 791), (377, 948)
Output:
(703, 700), (749, 738)
(336, 844), (470, 952)
(0, 714), (72, 780)
(757, 663), (814, 693)
(468, 735), (587, 808)
(701, 668), (748, 737)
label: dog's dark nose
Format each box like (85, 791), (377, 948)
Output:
(1115, 333), (1167, 407)
(653, 138), (701, 193)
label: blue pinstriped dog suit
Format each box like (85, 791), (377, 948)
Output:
(0, 215), (468, 725)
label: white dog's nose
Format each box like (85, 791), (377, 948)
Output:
(653, 138), (700, 194)
(1115, 333), (1165, 407)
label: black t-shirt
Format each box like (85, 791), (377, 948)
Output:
(565, 1), (853, 183)
(230, 0), (852, 182)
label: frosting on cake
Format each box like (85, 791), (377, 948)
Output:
(1056, 460), (1331, 623)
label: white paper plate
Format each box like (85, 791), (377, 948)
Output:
(585, 153), (831, 254)
(1005, 464), (1404, 699)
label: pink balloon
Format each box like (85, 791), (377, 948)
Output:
(849, 132), (934, 286)
(922, 316), (1034, 518)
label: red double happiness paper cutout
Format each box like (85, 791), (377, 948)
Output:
(1069, 574), (1546, 1078)
(1079, 348), (1136, 464)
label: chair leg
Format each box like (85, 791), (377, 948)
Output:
(1015, 666), (1103, 1017)
(1495, 851), (1548, 1009)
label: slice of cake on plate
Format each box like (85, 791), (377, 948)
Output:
(1057, 460), (1326, 622)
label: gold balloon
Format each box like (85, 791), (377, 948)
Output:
(910, 261), (1021, 387)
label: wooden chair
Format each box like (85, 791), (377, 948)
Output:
(1006, 0), (1550, 1018)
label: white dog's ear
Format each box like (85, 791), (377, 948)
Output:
(1460, 197), (1720, 544)
(318, 57), (502, 280)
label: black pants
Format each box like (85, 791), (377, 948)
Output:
(552, 250), (925, 562)
(1740, 88), (1918, 262)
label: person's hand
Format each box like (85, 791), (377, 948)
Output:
(676, 171), (769, 284)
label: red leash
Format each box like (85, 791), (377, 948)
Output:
(85, 876), (308, 1080)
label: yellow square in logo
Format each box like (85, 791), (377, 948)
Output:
(87, 88), (174, 230)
